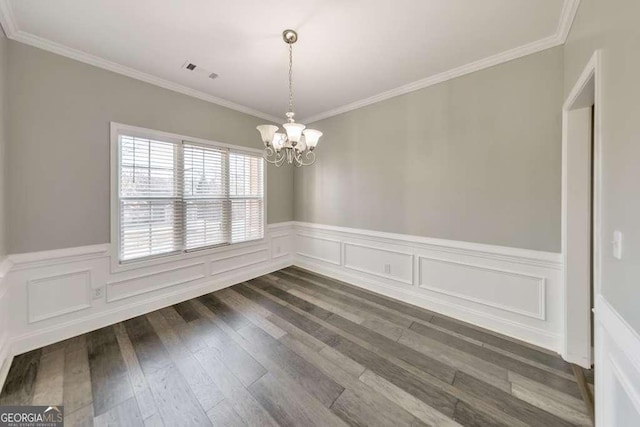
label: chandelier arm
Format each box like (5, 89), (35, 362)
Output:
(293, 150), (303, 167)
(263, 146), (279, 164)
(264, 156), (278, 165)
(264, 146), (288, 166)
(295, 150), (316, 166)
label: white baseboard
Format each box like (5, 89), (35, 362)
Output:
(292, 222), (563, 352)
(595, 295), (640, 426)
(0, 222), (295, 385)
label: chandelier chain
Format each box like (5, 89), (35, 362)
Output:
(288, 42), (294, 114)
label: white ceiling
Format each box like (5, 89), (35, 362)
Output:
(0, 0), (578, 122)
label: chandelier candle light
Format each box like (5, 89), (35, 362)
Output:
(257, 29), (322, 167)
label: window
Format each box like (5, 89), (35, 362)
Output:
(116, 129), (264, 263)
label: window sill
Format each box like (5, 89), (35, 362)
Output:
(109, 237), (267, 274)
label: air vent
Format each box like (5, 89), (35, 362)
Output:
(182, 61), (218, 80)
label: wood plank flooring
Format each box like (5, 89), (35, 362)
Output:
(0, 266), (594, 426)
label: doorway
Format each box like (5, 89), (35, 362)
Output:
(562, 51), (601, 368)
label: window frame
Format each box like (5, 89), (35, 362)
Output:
(110, 122), (267, 273)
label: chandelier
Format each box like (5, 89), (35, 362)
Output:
(257, 29), (322, 167)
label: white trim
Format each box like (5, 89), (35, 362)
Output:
(109, 122), (267, 273)
(561, 50), (601, 366)
(27, 269), (93, 323)
(4, 223), (287, 270)
(266, 221), (296, 232)
(295, 233), (343, 266)
(556, 0), (582, 43)
(301, 35), (558, 123)
(9, 245), (109, 270)
(595, 295), (640, 426)
(0, 256), (13, 280)
(342, 241), (414, 286)
(293, 222), (563, 351)
(0, 222), (295, 360)
(106, 262), (207, 303)
(111, 122), (264, 156)
(296, 257), (560, 351)
(209, 248), (270, 276)
(300, 0), (581, 123)
(596, 296), (640, 374)
(11, 258), (293, 356)
(0, 0), (579, 126)
(0, 220), (566, 386)
(0, 0), (280, 123)
(417, 256), (546, 320)
(294, 221), (562, 267)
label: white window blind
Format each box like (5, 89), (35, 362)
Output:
(117, 133), (264, 263)
(119, 136), (182, 261)
(230, 153), (264, 243)
(183, 143), (228, 250)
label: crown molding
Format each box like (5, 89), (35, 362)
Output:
(556, 0), (582, 43)
(0, 0), (280, 123)
(300, 35), (561, 123)
(0, 0), (580, 125)
(0, 0), (16, 36)
(300, 0), (581, 123)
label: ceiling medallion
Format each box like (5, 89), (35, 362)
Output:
(257, 29), (322, 167)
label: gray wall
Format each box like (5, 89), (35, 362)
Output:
(294, 47), (564, 252)
(0, 31), (6, 256)
(7, 41), (293, 254)
(564, 0), (640, 334)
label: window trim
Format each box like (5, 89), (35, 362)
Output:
(110, 122), (267, 273)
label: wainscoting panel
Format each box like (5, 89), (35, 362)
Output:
(596, 295), (640, 426)
(271, 233), (293, 260)
(107, 262), (206, 303)
(28, 269), (93, 323)
(210, 248), (270, 276)
(296, 233), (342, 265)
(2, 223), (295, 360)
(343, 242), (413, 285)
(418, 257), (545, 320)
(293, 222), (563, 352)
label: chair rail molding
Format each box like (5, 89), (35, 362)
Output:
(291, 222), (563, 352)
(0, 219), (570, 394)
(0, 222), (295, 375)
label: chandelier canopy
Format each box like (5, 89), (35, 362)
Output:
(257, 29), (322, 167)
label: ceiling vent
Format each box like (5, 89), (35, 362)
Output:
(182, 61), (218, 80)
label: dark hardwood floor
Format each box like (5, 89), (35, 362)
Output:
(0, 266), (594, 426)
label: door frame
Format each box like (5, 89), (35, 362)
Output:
(561, 50), (601, 367)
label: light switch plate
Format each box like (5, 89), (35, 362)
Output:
(613, 230), (623, 260)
